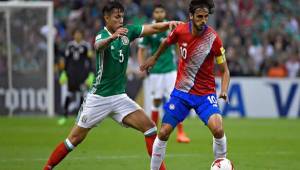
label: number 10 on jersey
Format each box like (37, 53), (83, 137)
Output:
(180, 46), (187, 59)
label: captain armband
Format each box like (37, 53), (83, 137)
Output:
(216, 47), (226, 64)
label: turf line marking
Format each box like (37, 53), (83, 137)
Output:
(0, 153), (204, 162)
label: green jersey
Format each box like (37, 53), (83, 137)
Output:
(91, 25), (143, 97)
(139, 26), (177, 74)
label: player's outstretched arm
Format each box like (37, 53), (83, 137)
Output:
(94, 27), (128, 50)
(218, 61), (230, 102)
(140, 38), (169, 72)
(141, 21), (183, 37)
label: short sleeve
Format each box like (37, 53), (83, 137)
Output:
(138, 36), (150, 48)
(166, 27), (178, 45)
(65, 43), (71, 57)
(127, 25), (143, 41)
(95, 33), (103, 44)
(212, 34), (226, 64)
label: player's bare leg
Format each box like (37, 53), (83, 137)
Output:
(151, 99), (162, 125)
(207, 114), (227, 159)
(122, 109), (167, 170)
(43, 125), (90, 170)
(152, 98), (190, 143)
(150, 123), (174, 170)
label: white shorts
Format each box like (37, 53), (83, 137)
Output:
(148, 71), (177, 99)
(76, 93), (142, 128)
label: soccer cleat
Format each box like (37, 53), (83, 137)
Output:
(57, 117), (67, 126)
(176, 132), (191, 143)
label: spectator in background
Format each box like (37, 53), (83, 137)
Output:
(285, 54), (300, 78)
(267, 59), (287, 78)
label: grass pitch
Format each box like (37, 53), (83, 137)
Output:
(0, 117), (299, 170)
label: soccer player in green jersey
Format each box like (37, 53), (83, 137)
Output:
(43, 1), (181, 170)
(137, 4), (191, 143)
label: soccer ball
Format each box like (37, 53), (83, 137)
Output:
(210, 158), (234, 170)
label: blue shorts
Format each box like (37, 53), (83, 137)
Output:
(162, 89), (221, 128)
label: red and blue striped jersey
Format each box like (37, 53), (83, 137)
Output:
(166, 22), (225, 96)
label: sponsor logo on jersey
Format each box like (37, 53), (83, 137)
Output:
(121, 36), (129, 45)
(169, 104), (175, 110)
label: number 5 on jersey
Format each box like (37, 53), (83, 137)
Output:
(119, 50), (124, 63)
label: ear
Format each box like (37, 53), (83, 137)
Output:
(104, 15), (110, 23)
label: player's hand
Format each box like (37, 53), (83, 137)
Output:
(168, 21), (184, 30)
(111, 27), (128, 40)
(218, 92), (229, 103)
(140, 56), (156, 72)
(137, 70), (148, 79)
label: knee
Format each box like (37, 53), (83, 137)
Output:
(158, 128), (171, 141)
(212, 127), (224, 139)
(153, 99), (162, 108)
(68, 133), (86, 146)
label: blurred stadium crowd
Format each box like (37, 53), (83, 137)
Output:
(52, 0), (300, 78)
(2, 0), (298, 78)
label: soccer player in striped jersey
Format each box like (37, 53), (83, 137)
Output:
(43, 1), (182, 170)
(140, 0), (230, 169)
(137, 4), (190, 143)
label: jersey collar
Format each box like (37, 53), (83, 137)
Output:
(104, 27), (113, 36)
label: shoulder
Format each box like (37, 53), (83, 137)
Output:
(175, 22), (189, 33)
(66, 41), (76, 48)
(95, 29), (107, 41)
(81, 41), (91, 47)
(206, 26), (219, 38)
(125, 24), (142, 30)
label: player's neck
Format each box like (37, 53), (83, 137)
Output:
(192, 26), (205, 36)
(105, 26), (115, 35)
(75, 40), (81, 44)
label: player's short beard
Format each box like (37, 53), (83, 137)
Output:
(196, 25), (205, 31)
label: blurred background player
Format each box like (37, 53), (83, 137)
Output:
(43, 1), (182, 169)
(58, 28), (94, 125)
(137, 4), (190, 143)
(141, 0), (230, 169)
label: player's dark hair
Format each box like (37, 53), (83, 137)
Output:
(153, 4), (166, 11)
(189, 0), (214, 14)
(72, 28), (84, 36)
(102, 0), (124, 16)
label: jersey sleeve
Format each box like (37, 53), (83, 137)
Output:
(211, 34), (226, 64)
(127, 25), (143, 41)
(166, 26), (179, 45)
(138, 36), (150, 48)
(95, 32), (104, 44)
(65, 43), (71, 58)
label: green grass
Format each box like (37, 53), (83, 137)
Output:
(0, 117), (300, 170)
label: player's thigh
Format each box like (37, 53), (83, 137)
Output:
(149, 74), (164, 99)
(76, 93), (112, 128)
(122, 109), (155, 133)
(163, 71), (177, 99)
(162, 96), (191, 128)
(195, 94), (222, 126)
(110, 94), (154, 132)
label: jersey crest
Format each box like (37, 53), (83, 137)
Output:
(121, 36), (129, 45)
